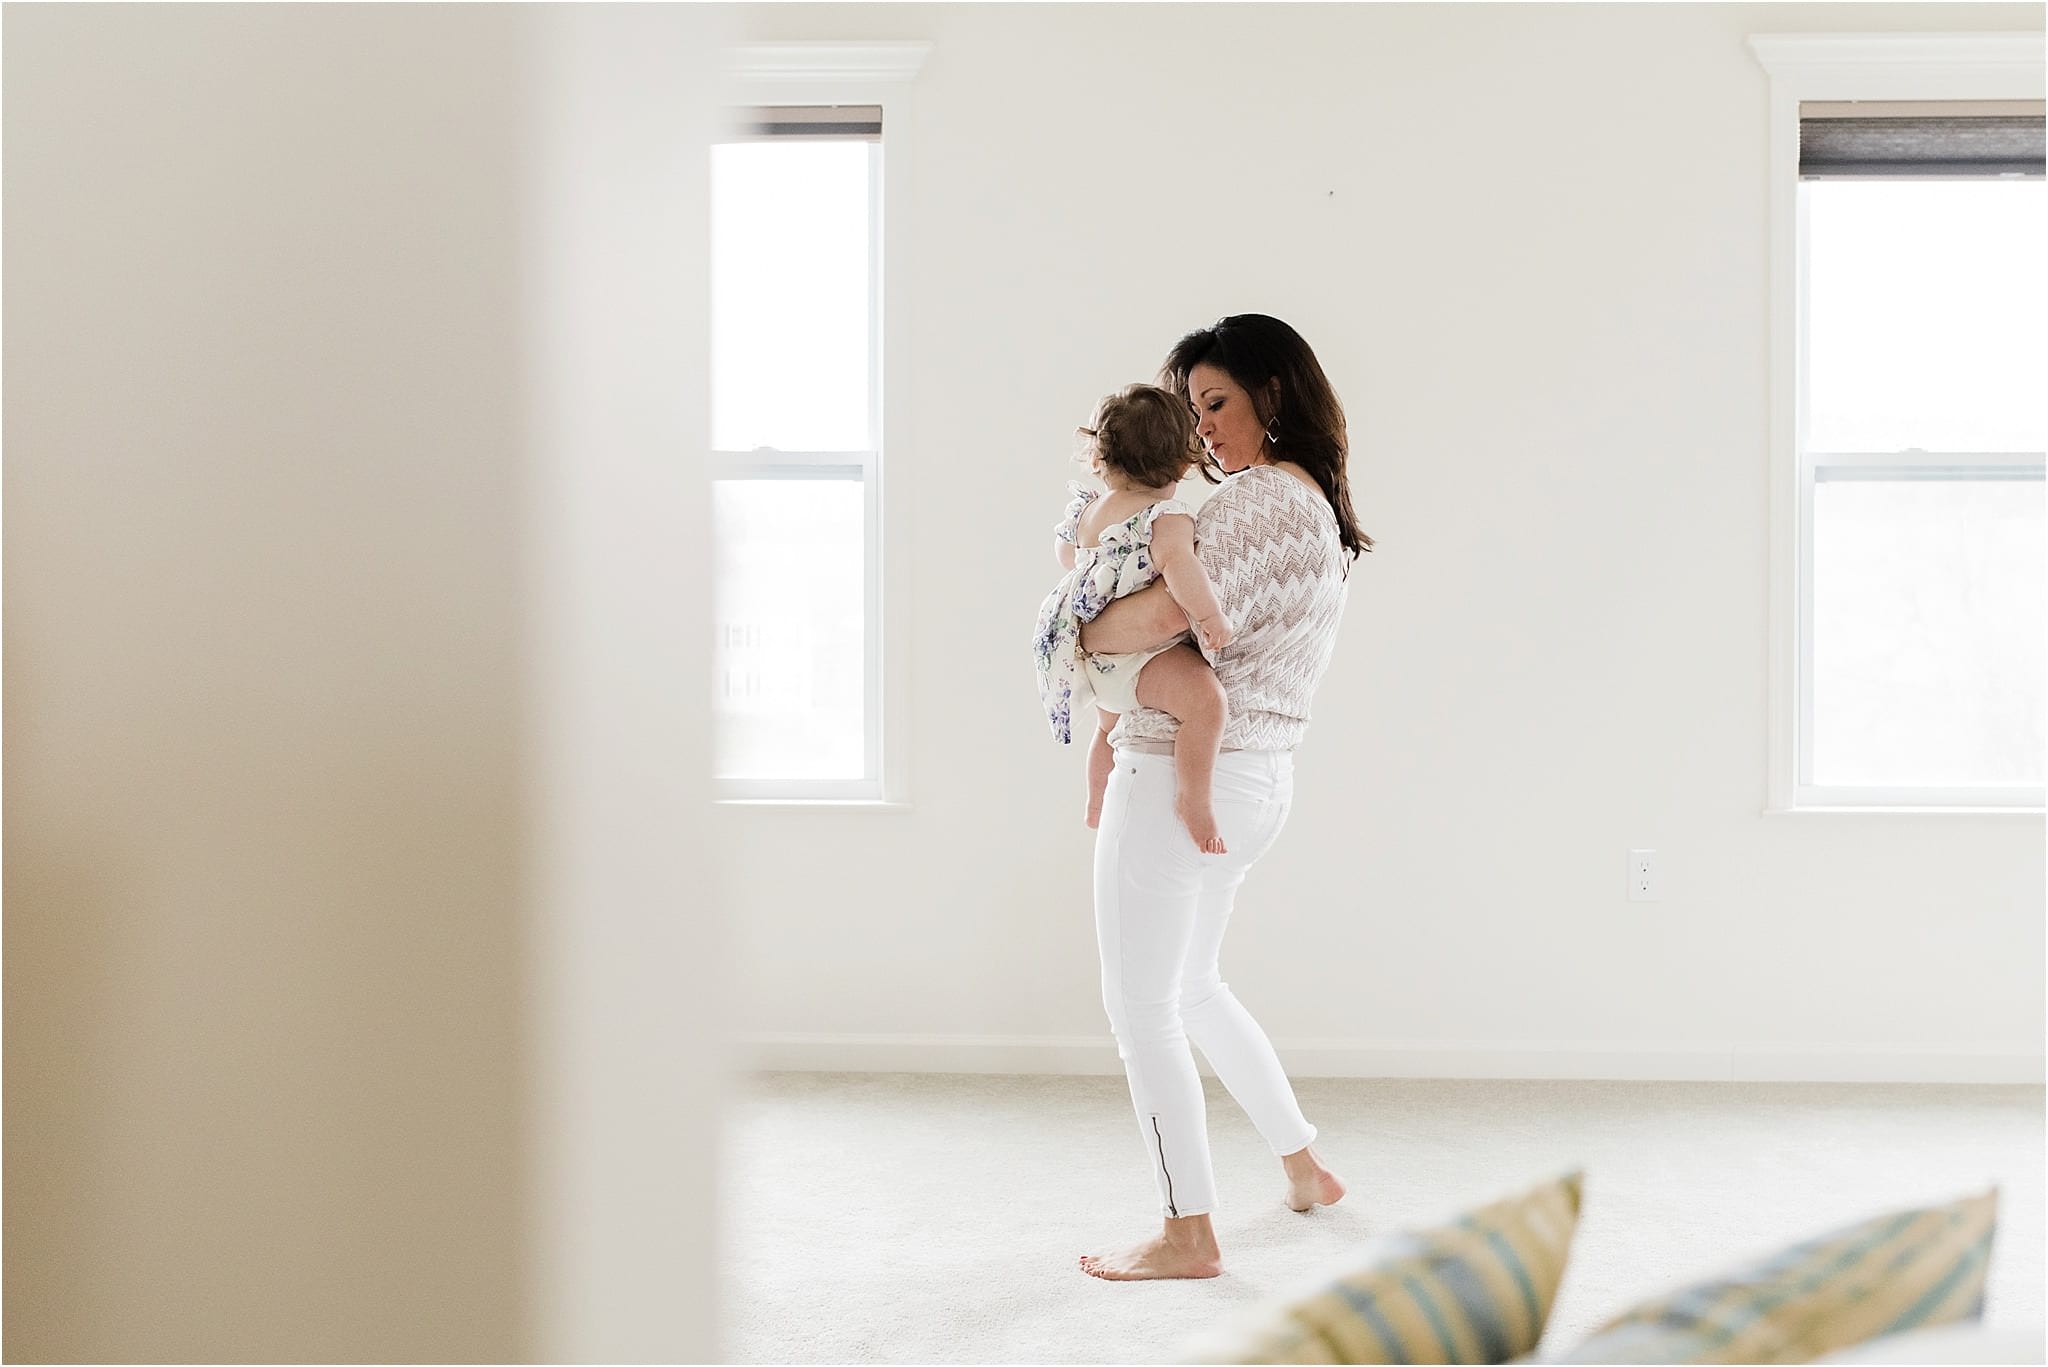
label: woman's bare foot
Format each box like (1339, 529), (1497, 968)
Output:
(1282, 1145), (1345, 1213)
(1079, 1218), (1222, 1280)
(1175, 792), (1228, 854)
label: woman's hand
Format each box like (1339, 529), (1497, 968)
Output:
(1080, 582), (1190, 655)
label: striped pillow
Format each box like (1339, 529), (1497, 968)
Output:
(1181, 1171), (1585, 1365)
(1552, 1188), (1998, 1364)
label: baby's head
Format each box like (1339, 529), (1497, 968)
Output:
(1077, 383), (1206, 490)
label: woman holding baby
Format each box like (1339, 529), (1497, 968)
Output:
(1071, 313), (1369, 1280)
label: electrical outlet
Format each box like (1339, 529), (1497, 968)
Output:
(1628, 849), (1660, 902)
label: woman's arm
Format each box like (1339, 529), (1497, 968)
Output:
(1080, 581), (1190, 654)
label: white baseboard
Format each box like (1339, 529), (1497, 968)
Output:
(733, 1033), (2045, 1085)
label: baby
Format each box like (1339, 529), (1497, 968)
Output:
(1032, 384), (1233, 853)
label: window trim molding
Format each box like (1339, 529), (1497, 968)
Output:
(724, 42), (932, 85)
(1748, 31), (2046, 815)
(716, 43), (928, 807)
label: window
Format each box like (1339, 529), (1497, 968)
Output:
(712, 46), (927, 803)
(1751, 36), (2047, 812)
(712, 107), (879, 795)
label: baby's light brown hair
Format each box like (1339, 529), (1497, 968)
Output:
(1077, 383), (1208, 489)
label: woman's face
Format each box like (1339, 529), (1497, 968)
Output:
(1187, 363), (1269, 473)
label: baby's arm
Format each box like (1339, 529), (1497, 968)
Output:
(1148, 514), (1233, 652)
(1053, 484), (1095, 572)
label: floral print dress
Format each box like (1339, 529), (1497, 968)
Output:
(1032, 481), (1194, 743)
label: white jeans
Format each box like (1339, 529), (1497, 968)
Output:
(1092, 747), (1318, 1219)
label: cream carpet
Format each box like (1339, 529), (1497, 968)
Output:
(717, 1072), (2044, 1365)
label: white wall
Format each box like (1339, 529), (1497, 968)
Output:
(5, 5), (729, 1361)
(523, 6), (734, 1361)
(722, 3), (2046, 1083)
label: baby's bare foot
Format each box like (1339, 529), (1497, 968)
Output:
(1078, 1233), (1222, 1281)
(1086, 797), (1104, 829)
(1283, 1149), (1346, 1213)
(1175, 793), (1227, 854)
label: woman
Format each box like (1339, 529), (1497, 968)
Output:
(1076, 314), (1371, 1281)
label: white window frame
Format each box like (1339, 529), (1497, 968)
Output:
(1749, 32), (2046, 815)
(714, 44), (928, 807)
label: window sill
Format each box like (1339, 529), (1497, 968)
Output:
(1764, 805), (2045, 816)
(716, 798), (913, 811)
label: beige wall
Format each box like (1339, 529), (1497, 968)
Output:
(4, 4), (727, 1361)
(719, 3), (2046, 1080)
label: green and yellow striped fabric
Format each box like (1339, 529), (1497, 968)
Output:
(1182, 1171), (1585, 1365)
(1553, 1188), (1998, 1365)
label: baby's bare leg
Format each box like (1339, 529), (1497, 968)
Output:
(1086, 710), (1117, 829)
(1135, 645), (1229, 854)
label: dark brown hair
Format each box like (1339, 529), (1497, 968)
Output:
(1077, 383), (1204, 489)
(1161, 314), (1372, 559)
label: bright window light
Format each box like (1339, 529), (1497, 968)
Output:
(711, 477), (866, 781)
(1806, 181), (2045, 455)
(1801, 175), (2046, 796)
(710, 127), (878, 792)
(711, 140), (873, 453)
(1812, 475), (2045, 787)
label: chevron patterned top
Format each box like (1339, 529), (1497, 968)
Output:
(1109, 464), (1350, 752)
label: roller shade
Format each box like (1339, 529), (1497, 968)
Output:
(1800, 100), (2045, 179)
(731, 105), (881, 141)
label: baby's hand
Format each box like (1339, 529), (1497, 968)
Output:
(1195, 613), (1233, 652)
